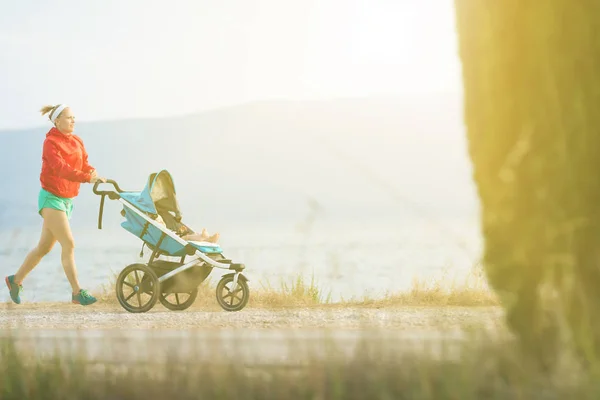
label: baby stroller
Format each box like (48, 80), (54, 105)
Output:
(93, 169), (250, 313)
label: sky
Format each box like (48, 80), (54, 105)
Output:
(0, 0), (463, 130)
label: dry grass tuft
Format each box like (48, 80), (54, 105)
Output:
(357, 267), (499, 307)
(95, 264), (498, 310)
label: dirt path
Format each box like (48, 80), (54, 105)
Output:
(0, 302), (504, 331)
(0, 303), (510, 367)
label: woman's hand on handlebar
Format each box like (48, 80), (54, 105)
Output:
(90, 170), (107, 184)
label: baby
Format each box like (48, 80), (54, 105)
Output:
(155, 214), (220, 243)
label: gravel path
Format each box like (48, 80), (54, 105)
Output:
(0, 303), (509, 366)
(0, 303), (504, 331)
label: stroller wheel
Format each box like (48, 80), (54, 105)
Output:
(216, 275), (250, 312)
(159, 289), (198, 311)
(115, 263), (160, 313)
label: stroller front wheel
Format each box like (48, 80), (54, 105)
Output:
(216, 274), (250, 312)
(115, 263), (161, 313)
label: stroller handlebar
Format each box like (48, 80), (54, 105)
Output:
(93, 179), (123, 195)
(93, 179), (123, 230)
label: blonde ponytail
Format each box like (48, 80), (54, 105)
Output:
(40, 104), (65, 123)
(40, 105), (57, 116)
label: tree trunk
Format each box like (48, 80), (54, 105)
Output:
(454, 1), (600, 361)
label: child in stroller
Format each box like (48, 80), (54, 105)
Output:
(155, 214), (220, 243)
(148, 173), (220, 243)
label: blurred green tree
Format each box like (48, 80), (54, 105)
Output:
(454, 1), (600, 364)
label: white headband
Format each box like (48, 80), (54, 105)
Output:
(50, 104), (68, 123)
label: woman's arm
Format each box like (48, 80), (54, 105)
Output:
(81, 148), (95, 174)
(43, 140), (92, 183)
(78, 138), (95, 174)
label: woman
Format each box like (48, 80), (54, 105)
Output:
(5, 104), (106, 306)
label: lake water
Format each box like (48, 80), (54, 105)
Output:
(0, 214), (483, 304)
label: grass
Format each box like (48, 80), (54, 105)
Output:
(2, 266), (596, 399)
(95, 265), (499, 309)
(0, 326), (597, 399)
(372, 267), (499, 307)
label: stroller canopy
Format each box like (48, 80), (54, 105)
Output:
(120, 170), (182, 218)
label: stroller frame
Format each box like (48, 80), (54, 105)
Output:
(92, 173), (250, 313)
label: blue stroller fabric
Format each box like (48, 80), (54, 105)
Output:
(120, 170), (221, 255)
(120, 170), (179, 216)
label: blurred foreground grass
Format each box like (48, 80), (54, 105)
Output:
(95, 266), (499, 309)
(0, 326), (597, 399)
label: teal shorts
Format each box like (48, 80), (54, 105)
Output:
(38, 188), (74, 220)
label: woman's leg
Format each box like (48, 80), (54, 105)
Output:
(40, 208), (82, 295)
(13, 222), (57, 285)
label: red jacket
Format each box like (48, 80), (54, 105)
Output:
(40, 127), (94, 198)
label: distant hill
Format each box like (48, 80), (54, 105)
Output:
(0, 95), (479, 236)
